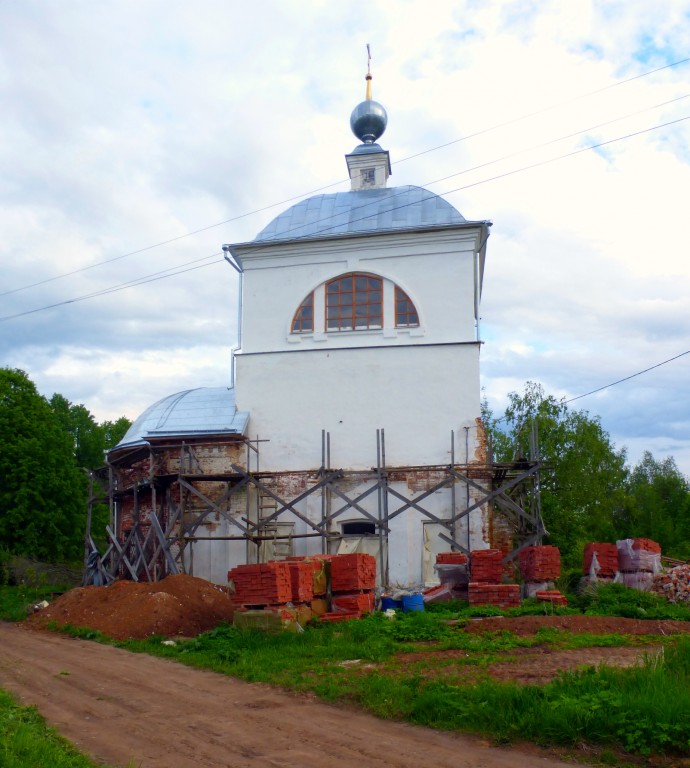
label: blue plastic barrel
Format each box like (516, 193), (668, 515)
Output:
(381, 596), (402, 611)
(401, 593), (424, 612)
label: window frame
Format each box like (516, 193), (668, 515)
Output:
(325, 272), (383, 332)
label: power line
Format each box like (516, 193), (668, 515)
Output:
(395, 55), (690, 166)
(3, 55), (688, 299)
(564, 350), (690, 405)
(0, 254), (223, 322)
(2, 112), (687, 323)
(305, 115), (690, 238)
(493, 349), (690, 424)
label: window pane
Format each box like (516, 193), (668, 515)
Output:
(355, 275), (367, 290)
(369, 277), (381, 289)
(370, 291), (381, 303)
(341, 277), (352, 290)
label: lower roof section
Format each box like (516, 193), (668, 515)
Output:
(111, 387), (249, 454)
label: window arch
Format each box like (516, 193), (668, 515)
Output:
(395, 286), (419, 327)
(291, 293), (313, 333)
(290, 272), (419, 334)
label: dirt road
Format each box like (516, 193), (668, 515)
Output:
(0, 622), (592, 768)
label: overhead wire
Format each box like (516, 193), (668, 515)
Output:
(0, 254), (223, 322)
(1, 111), (688, 322)
(2, 54), (688, 300)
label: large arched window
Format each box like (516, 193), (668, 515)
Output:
(290, 272), (419, 334)
(326, 273), (382, 331)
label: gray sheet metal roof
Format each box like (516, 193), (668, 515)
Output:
(112, 387), (249, 452)
(255, 185), (465, 242)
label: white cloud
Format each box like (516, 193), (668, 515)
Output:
(1, 0), (689, 474)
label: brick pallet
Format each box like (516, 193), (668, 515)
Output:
(284, 560), (314, 603)
(469, 549), (503, 583)
(286, 555), (332, 595)
(583, 542), (618, 578)
(330, 553), (376, 592)
(617, 538), (661, 573)
(519, 545), (561, 581)
(468, 582), (520, 609)
(228, 562), (292, 605)
(331, 591), (375, 614)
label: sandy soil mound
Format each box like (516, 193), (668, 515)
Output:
(26, 574), (235, 640)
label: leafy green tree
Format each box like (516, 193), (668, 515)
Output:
(0, 368), (85, 561)
(623, 452), (690, 558)
(48, 394), (131, 552)
(483, 382), (629, 567)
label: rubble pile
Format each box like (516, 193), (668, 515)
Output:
(652, 564), (690, 604)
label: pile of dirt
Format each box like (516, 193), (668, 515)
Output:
(26, 574), (235, 641)
(461, 614), (690, 636)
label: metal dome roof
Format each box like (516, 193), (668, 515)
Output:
(112, 387), (249, 452)
(255, 185), (466, 243)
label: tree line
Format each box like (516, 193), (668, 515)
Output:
(483, 382), (690, 567)
(0, 367), (131, 564)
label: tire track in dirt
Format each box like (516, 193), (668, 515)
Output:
(0, 623), (593, 768)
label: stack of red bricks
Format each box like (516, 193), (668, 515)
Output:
(323, 553), (377, 622)
(286, 555), (332, 617)
(468, 583), (520, 608)
(617, 538), (661, 590)
(470, 549), (503, 582)
(535, 589), (568, 607)
(285, 560), (314, 603)
(436, 552), (468, 565)
(519, 546), (561, 582)
(468, 549), (520, 609)
(228, 562), (293, 606)
(583, 542), (618, 580)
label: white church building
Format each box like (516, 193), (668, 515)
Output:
(98, 72), (536, 590)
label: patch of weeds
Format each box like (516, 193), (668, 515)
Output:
(577, 583), (690, 621)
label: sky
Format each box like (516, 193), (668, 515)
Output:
(1, 0), (689, 474)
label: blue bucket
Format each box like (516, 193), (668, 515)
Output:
(381, 596), (402, 611)
(401, 593), (424, 612)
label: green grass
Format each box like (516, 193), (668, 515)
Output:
(0, 585), (70, 623)
(0, 688), (116, 768)
(7, 581), (690, 761)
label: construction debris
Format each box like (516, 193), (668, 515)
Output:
(652, 564), (690, 603)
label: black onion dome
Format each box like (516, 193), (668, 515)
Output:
(350, 99), (388, 144)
